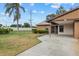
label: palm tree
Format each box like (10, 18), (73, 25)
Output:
(5, 3), (25, 31)
(56, 6), (66, 15)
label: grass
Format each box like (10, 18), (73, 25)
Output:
(0, 31), (41, 56)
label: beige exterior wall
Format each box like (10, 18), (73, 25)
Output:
(48, 9), (79, 38)
(52, 9), (79, 21)
(58, 23), (74, 36)
(37, 25), (50, 30)
(74, 21), (79, 38)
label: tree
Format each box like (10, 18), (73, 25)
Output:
(23, 22), (30, 27)
(5, 3), (25, 31)
(46, 14), (56, 20)
(10, 24), (17, 27)
(56, 6), (66, 15)
(10, 24), (22, 27)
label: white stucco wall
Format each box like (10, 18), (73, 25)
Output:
(58, 23), (73, 36)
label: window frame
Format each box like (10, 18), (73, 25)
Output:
(59, 25), (64, 32)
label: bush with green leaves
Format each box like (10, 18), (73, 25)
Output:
(32, 29), (37, 33)
(37, 30), (48, 34)
(32, 29), (48, 34)
(8, 28), (13, 31)
(0, 28), (13, 34)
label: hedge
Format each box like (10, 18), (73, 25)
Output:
(32, 29), (48, 34)
(0, 28), (13, 34)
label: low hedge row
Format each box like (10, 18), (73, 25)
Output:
(0, 28), (13, 34)
(32, 29), (48, 34)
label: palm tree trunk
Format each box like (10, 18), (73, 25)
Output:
(16, 7), (19, 32)
(17, 20), (19, 32)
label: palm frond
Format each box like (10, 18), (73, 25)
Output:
(5, 3), (25, 21)
(9, 8), (14, 17)
(13, 15), (16, 22)
(5, 7), (11, 14)
(20, 6), (25, 12)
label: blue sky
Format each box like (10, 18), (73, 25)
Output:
(0, 3), (78, 26)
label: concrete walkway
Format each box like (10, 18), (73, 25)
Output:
(17, 34), (79, 56)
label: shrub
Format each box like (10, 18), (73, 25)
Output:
(8, 28), (13, 31)
(44, 30), (48, 33)
(32, 29), (48, 34)
(0, 28), (3, 34)
(37, 30), (48, 34)
(32, 29), (37, 33)
(0, 28), (13, 34)
(3, 29), (9, 34)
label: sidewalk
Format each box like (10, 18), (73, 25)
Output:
(17, 34), (79, 56)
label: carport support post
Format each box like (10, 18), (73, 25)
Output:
(49, 23), (52, 38)
(58, 25), (59, 35)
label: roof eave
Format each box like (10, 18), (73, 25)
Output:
(47, 7), (79, 22)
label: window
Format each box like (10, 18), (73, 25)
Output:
(59, 25), (64, 32)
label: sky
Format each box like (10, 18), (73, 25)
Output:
(0, 3), (78, 26)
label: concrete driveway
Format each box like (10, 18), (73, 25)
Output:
(17, 34), (79, 56)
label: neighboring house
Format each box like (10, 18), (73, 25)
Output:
(36, 21), (50, 31)
(47, 7), (79, 39)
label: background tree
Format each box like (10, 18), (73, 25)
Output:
(10, 24), (22, 27)
(23, 22), (30, 27)
(5, 3), (25, 31)
(46, 14), (56, 20)
(10, 24), (17, 27)
(56, 6), (66, 15)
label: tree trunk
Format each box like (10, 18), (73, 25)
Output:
(17, 20), (19, 32)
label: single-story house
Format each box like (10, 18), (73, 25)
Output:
(47, 7), (79, 39)
(36, 21), (50, 30)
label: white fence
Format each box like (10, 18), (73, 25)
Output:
(10, 27), (32, 31)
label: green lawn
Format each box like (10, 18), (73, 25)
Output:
(0, 31), (41, 56)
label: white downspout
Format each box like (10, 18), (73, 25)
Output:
(58, 25), (59, 35)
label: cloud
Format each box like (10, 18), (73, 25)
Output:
(0, 13), (9, 16)
(5, 13), (9, 16)
(0, 13), (5, 16)
(40, 11), (45, 14)
(44, 3), (50, 6)
(53, 3), (61, 5)
(25, 9), (28, 12)
(19, 3), (22, 5)
(66, 9), (70, 11)
(71, 3), (75, 6)
(32, 10), (37, 13)
(51, 3), (61, 9)
(32, 10), (45, 14)
(30, 3), (35, 6)
(51, 5), (60, 8)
